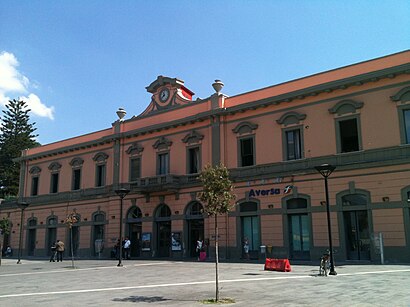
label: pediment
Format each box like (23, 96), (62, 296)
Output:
(139, 76), (196, 117)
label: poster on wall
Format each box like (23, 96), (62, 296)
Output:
(141, 233), (151, 251)
(171, 232), (182, 251)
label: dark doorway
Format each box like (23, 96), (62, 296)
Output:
(127, 206), (143, 258)
(185, 201), (204, 258)
(344, 210), (370, 261)
(27, 219), (37, 256)
(129, 223), (142, 257)
(155, 204), (171, 258)
(188, 219), (204, 257)
(157, 221), (171, 257)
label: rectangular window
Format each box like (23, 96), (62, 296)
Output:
(96, 164), (106, 187)
(339, 118), (359, 152)
(31, 177), (39, 196)
(72, 169), (81, 190)
(286, 129), (302, 160)
(404, 110), (410, 144)
(157, 153), (169, 175)
(50, 173), (59, 193)
(188, 147), (199, 174)
(130, 157), (141, 181)
(240, 137), (254, 167)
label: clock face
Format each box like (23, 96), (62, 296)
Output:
(159, 88), (170, 102)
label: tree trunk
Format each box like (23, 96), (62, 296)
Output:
(215, 215), (219, 302)
(70, 227), (75, 268)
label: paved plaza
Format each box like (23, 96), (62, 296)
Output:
(0, 258), (409, 306)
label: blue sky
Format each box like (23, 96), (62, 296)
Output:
(1, 1), (409, 145)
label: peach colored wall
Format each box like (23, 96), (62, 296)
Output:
(372, 209), (405, 246)
(312, 212), (340, 247)
(261, 215), (283, 247)
(25, 144), (114, 196)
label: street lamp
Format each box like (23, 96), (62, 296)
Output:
(315, 164), (337, 276)
(17, 201), (29, 264)
(115, 188), (130, 267)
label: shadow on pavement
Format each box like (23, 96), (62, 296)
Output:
(112, 296), (171, 303)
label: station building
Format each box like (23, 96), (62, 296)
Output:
(1, 50), (410, 263)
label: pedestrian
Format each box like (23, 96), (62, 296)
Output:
(123, 237), (131, 260)
(5, 246), (12, 257)
(243, 237), (250, 260)
(196, 237), (203, 261)
(56, 240), (65, 262)
(49, 242), (57, 262)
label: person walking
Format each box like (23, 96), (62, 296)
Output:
(56, 240), (65, 262)
(196, 238), (203, 261)
(123, 237), (131, 260)
(49, 241), (57, 262)
(243, 237), (250, 260)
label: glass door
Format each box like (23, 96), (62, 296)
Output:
(344, 210), (370, 260)
(289, 214), (310, 260)
(241, 216), (260, 259)
(157, 221), (171, 257)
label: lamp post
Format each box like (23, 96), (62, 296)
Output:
(115, 188), (130, 267)
(315, 164), (337, 276)
(17, 201), (29, 264)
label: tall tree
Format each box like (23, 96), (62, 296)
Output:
(198, 164), (236, 302)
(0, 99), (39, 197)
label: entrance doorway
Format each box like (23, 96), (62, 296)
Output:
(155, 204), (171, 258)
(27, 219), (37, 256)
(241, 216), (260, 259)
(344, 210), (370, 260)
(188, 219), (204, 257)
(185, 201), (204, 258)
(126, 206), (143, 258)
(157, 221), (171, 257)
(129, 223), (142, 257)
(289, 214), (310, 260)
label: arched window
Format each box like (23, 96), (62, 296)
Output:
(342, 194), (367, 206)
(240, 202), (258, 212)
(186, 201), (203, 216)
(156, 204), (171, 218)
(128, 206), (142, 219)
(286, 198), (308, 210)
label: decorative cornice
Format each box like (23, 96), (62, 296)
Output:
(92, 152), (109, 163)
(276, 111), (307, 125)
(69, 157), (84, 168)
(48, 162), (62, 172)
(232, 121), (258, 134)
(391, 86), (410, 103)
(182, 130), (204, 144)
(146, 76), (187, 94)
(126, 142), (144, 155)
(29, 166), (42, 175)
(328, 99), (364, 115)
(153, 136), (173, 150)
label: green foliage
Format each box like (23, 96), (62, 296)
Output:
(0, 99), (39, 196)
(198, 164), (236, 216)
(0, 217), (11, 235)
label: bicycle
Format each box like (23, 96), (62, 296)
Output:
(319, 250), (331, 276)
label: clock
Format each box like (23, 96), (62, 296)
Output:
(159, 88), (170, 102)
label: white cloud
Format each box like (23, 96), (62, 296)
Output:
(20, 93), (55, 120)
(0, 51), (55, 120)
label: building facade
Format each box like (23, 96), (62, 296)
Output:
(1, 50), (410, 263)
